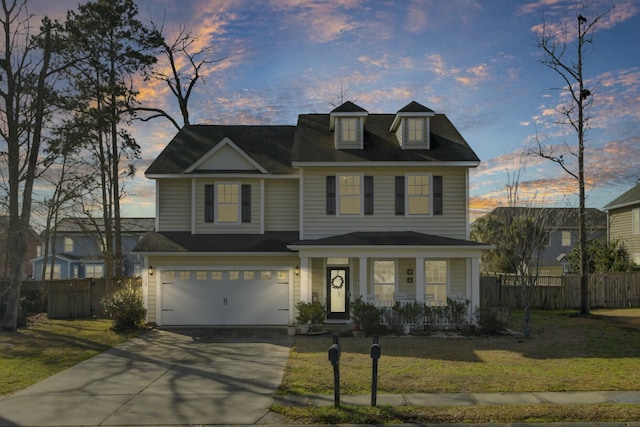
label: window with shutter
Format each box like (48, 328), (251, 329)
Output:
(364, 176), (373, 215)
(395, 176), (405, 215)
(326, 176), (336, 215)
(204, 185), (214, 222)
(433, 175), (443, 215)
(241, 184), (251, 223)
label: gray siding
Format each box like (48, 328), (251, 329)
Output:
(450, 258), (467, 298)
(301, 167), (468, 240)
(265, 179), (299, 231)
(158, 179), (191, 231)
(610, 206), (640, 260)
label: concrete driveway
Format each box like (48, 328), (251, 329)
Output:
(0, 327), (293, 426)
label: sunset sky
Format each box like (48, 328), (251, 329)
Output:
(29, 0), (640, 220)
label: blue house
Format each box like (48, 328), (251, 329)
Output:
(32, 217), (155, 280)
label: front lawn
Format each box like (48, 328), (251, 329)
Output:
(275, 309), (640, 423)
(0, 317), (140, 396)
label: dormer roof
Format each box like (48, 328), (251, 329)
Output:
(329, 101), (368, 131)
(389, 100), (435, 132)
(397, 101), (435, 114)
(330, 101), (368, 113)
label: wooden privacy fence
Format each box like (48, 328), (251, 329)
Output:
(46, 277), (142, 319)
(481, 272), (640, 310)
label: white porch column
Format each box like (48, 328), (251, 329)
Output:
(468, 257), (481, 310)
(359, 257), (368, 298)
(415, 257), (425, 302)
(300, 256), (311, 302)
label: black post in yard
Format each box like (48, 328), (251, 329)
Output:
(328, 334), (341, 407)
(370, 335), (381, 407)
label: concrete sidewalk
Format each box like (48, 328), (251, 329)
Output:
(275, 390), (640, 407)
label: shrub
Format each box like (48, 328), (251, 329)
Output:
(102, 287), (146, 331)
(350, 296), (386, 336)
(475, 306), (511, 335)
(424, 298), (471, 332)
(295, 301), (325, 326)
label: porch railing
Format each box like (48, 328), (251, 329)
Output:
(365, 294), (471, 329)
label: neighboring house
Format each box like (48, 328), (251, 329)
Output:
(32, 217), (155, 280)
(604, 182), (640, 266)
(482, 207), (607, 275)
(134, 100), (489, 326)
(0, 216), (40, 279)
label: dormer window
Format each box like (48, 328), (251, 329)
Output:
(407, 118), (424, 142)
(389, 101), (434, 149)
(341, 118), (357, 142)
(329, 101), (368, 149)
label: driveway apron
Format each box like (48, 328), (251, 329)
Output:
(0, 327), (293, 426)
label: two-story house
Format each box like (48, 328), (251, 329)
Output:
(32, 217), (155, 280)
(481, 207), (606, 275)
(604, 182), (640, 266)
(134, 101), (488, 326)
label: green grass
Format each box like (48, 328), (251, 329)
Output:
(0, 318), (141, 396)
(275, 309), (640, 423)
(271, 403), (640, 424)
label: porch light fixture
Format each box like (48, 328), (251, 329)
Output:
(148, 265), (154, 276)
(295, 265), (300, 276)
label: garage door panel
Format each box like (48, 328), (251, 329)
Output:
(162, 281), (223, 325)
(161, 269), (289, 326)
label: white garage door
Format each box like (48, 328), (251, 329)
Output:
(161, 269), (289, 325)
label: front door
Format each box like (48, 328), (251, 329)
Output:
(327, 267), (349, 320)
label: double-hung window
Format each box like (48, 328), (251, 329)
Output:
(407, 118), (424, 142)
(64, 237), (74, 253)
(633, 208), (640, 235)
(338, 175), (361, 215)
(217, 183), (239, 223)
(407, 174), (430, 215)
(373, 260), (395, 303)
(425, 260), (447, 305)
(205, 183), (251, 224)
(341, 118), (357, 142)
(561, 231), (572, 247)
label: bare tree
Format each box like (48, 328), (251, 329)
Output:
(0, 0), (57, 330)
(136, 20), (225, 130)
(532, 7), (612, 315)
(472, 168), (553, 337)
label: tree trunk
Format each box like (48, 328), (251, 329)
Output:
(577, 15), (590, 316)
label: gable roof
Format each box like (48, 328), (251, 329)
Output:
(146, 125), (296, 176)
(604, 183), (640, 211)
(292, 113), (480, 163)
